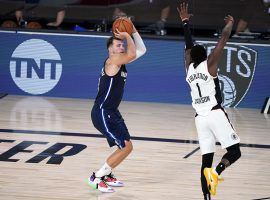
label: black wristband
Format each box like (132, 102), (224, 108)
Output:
(182, 19), (189, 26)
(182, 20), (193, 49)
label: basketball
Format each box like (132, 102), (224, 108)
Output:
(112, 18), (133, 35)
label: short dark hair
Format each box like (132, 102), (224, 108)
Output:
(106, 36), (122, 49)
(190, 45), (207, 66)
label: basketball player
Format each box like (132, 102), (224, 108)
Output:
(87, 22), (146, 193)
(177, 3), (241, 200)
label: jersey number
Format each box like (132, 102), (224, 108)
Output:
(196, 83), (202, 97)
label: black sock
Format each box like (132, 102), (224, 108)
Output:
(204, 193), (211, 200)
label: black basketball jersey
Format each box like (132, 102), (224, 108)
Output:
(94, 60), (127, 110)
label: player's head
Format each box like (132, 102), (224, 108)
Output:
(107, 36), (125, 55)
(191, 45), (207, 65)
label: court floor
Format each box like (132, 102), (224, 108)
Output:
(0, 95), (269, 200)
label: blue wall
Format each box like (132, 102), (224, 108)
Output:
(0, 31), (269, 109)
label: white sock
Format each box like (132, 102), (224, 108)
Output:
(95, 162), (112, 178)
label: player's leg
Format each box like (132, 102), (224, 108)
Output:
(88, 107), (115, 192)
(215, 143), (241, 175)
(201, 153), (214, 200)
(203, 144), (241, 197)
(107, 140), (133, 168)
(94, 140), (133, 178)
(103, 113), (133, 187)
(103, 140), (132, 187)
(195, 115), (217, 198)
(90, 140), (132, 189)
(88, 109), (132, 191)
(202, 108), (241, 195)
(210, 108), (241, 175)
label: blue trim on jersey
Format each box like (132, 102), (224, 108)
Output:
(100, 78), (113, 109)
(101, 108), (123, 148)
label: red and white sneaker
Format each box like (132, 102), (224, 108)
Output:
(104, 173), (124, 187)
(87, 173), (115, 193)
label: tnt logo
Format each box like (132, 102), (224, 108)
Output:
(9, 39), (62, 95)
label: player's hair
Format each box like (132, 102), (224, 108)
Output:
(191, 45), (207, 67)
(106, 36), (122, 49)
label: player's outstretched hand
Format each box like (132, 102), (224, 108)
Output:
(177, 2), (193, 22)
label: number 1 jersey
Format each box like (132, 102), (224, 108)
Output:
(186, 60), (222, 116)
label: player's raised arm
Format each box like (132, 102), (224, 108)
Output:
(207, 15), (234, 76)
(177, 2), (194, 70)
(129, 25), (146, 63)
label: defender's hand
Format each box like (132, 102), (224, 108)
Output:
(177, 2), (193, 22)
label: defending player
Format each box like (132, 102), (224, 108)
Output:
(177, 3), (241, 200)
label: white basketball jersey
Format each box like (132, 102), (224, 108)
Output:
(186, 60), (222, 116)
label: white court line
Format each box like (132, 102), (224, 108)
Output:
(17, 31), (110, 38)
(0, 30), (16, 33)
(0, 29), (110, 38)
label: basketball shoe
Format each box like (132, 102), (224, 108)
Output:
(203, 168), (219, 195)
(104, 173), (124, 187)
(87, 173), (115, 193)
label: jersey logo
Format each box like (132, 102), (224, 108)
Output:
(198, 42), (257, 107)
(121, 71), (127, 78)
(231, 133), (238, 140)
(101, 68), (105, 76)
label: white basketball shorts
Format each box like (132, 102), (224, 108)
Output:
(195, 108), (240, 155)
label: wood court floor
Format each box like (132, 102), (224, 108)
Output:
(0, 95), (269, 200)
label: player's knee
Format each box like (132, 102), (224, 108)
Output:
(124, 140), (133, 153)
(227, 143), (241, 162)
(234, 147), (241, 160)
